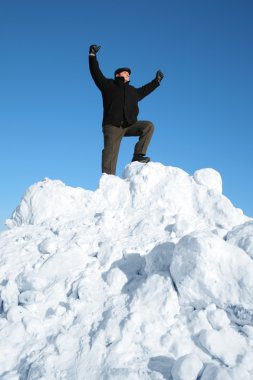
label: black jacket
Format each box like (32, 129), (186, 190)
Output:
(89, 55), (160, 126)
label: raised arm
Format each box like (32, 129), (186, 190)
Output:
(89, 44), (107, 90)
(136, 70), (164, 101)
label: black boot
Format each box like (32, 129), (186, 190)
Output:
(132, 154), (150, 163)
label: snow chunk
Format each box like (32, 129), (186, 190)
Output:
(171, 353), (203, 380)
(16, 271), (49, 291)
(188, 309), (213, 336)
(198, 327), (247, 366)
(201, 364), (233, 380)
(104, 267), (128, 292)
(170, 231), (253, 309)
(38, 237), (58, 254)
(0, 280), (19, 312)
(124, 273), (180, 353)
(206, 305), (230, 330)
(9, 177), (93, 226)
(18, 290), (45, 305)
(22, 316), (44, 337)
(226, 304), (253, 326)
(124, 162), (195, 213)
(97, 173), (131, 210)
(193, 168), (222, 194)
(131, 274), (179, 324)
(226, 221), (253, 259)
(144, 242), (174, 274)
(7, 305), (29, 323)
(0, 323), (26, 374)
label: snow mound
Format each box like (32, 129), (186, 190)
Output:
(0, 162), (252, 379)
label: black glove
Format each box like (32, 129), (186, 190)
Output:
(156, 70), (164, 83)
(89, 44), (101, 55)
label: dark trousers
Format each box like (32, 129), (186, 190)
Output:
(102, 120), (154, 175)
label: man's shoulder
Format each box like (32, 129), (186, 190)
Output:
(127, 83), (137, 90)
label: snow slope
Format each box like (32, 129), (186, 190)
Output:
(1, 162), (253, 379)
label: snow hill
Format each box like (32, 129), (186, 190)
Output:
(1, 162), (253, 380)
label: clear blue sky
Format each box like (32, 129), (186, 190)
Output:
(1, 0), (253, 229)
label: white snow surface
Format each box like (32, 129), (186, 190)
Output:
(1, 162), (253, 379)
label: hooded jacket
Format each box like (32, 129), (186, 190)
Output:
(89, 55), (160, 126)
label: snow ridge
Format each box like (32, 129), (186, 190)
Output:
(0, 162), (253, 379)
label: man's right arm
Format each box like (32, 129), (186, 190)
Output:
(89, 44), (107, 90)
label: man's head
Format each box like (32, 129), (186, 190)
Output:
(114, 67), (131, 83)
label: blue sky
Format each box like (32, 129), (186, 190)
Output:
(1, 0), (253, 229)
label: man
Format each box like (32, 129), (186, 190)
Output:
(89, 44), (164, 175)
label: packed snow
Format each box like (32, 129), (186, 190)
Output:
(1, 162), (253, 379)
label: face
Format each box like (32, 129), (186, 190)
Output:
(116, 71), (130, 82)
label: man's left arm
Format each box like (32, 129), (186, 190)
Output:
(136, 70), (164, 101)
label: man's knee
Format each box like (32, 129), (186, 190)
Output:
(145, 121), (154, 134)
